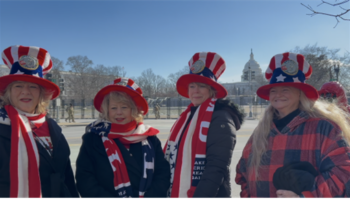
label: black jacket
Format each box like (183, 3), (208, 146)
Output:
(75, 132), (171, 197)
(192, 99), (244, 197)
(0, 117), (79, 197)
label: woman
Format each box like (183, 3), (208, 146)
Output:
(235, 52), (350, 197)
(164, 52), (244, 197)
(75, 77), (170, 197)
(0, 45), (79, 197)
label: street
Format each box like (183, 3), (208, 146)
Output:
(60, 118), (258, 197)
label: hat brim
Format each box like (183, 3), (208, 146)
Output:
(257, 82), (319, 101)
(94, 85), (149, 115)
(176, 74), (228, 99)
(0, 74), (60, 100)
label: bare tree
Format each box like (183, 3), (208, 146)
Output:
(291, 44), (350, 90)
(135, 68), (167, 98)
(0, 64), (9, 77)
(167, 66), (189, 96)
(65, 55), (95, 100)
(301, 0), (350, 27)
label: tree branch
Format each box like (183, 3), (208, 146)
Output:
(301, 1), (350, 28)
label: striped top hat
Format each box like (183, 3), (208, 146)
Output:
(177, 52), (228, 98)
(257, 52), (318, 100)
(94, 77), (148, 114)
(0, 45), (60, 99)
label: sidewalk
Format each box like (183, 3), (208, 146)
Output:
(57, 119), (95, 126)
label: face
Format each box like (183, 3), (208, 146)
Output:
(188, 83), (211, 106)
(108, 100), (133, 124)
(10, 81), (40, 114)
(269, 86), (300, 118)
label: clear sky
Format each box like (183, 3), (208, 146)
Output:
(0, 0), (349, 83)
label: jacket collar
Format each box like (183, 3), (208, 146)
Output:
(272, 111), (310, 134)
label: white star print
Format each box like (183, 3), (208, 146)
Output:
(14, 70), (24, 75)
(293, 77), (301, 83)
(276, 74), (286, 82)
(33, 73), (40, 77)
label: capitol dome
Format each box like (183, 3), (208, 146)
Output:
(241, 49), (262, 82)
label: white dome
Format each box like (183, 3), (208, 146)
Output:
(243, 50), (261, 72)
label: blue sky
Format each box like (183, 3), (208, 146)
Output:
(0, 0), (349, 83)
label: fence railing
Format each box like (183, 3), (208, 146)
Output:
(48, 96), (269, 120)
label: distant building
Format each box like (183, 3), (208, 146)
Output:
(222, 50), (263, 97)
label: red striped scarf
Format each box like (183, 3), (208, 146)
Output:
(4, 105), (46, 197)
(87, 120), (159, 197)
(164, 98), (216, 197)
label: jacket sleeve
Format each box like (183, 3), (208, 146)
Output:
(193, 110), (237, 197)
(302, 120), (350, 197)
(144, 136), (171, 197)
(64, 159), (79, 197)
(75, 134), (114, 197)
(235, 158), (250, 197)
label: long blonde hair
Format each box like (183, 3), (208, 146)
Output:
(250, 91), (350, 180)
(0, 81), (53, 114)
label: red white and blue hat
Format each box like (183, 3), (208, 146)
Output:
(177, 52), (228, 98)
(257, 52), (319, 101)
(94, 77), (148, 115)
(0, 45), (60, 99)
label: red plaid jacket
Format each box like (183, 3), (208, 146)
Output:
(235, 111), (350, 197)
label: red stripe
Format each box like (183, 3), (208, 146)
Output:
(266, 57), (276, 80)
(43, 59), (52, 74)
(205, 52), (215, 69)
(296, 54), (304, 71)
(281, 52), (289, 64)
(37, 48), (47, 66)
(114, 78), (122, 84)
(19, 121), (41, 197)
(17, 46), (30, 58)
(3, 47), (14, 65)
(127, 79), (134, 86)
(304, 65), (312, 79)
(5, 106), (20, 197)
(190, 53), (200, 66)
(212, 58), (224, 78)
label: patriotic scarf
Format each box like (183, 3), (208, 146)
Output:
(0, 105), (46, 197)
(164, 98), (216, 197)
(86, 119), (159, 197)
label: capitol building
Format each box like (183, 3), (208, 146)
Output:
(222, 50), (265, 97)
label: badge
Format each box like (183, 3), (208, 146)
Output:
(18, 55), (39, 70)
(116, 78), (128, 86)
(281, 60), (298, 75)
(190, 60), (205, 74)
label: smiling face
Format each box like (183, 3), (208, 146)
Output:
(188, 82), (211, 106)
(108, 100), (133, 124)
(269, 86), (300, 118)
(10, 81), (40, 114)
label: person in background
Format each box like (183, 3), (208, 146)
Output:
(0, 45), (79, 197)
(164, 52), (244, 197)
(319, 81), (350, 113)
(235, 52), (350, 197)
(75, 77), (170, 197)
(65, 103), (75, 123)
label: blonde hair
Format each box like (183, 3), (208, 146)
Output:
(189, 82), (217, 98)
(250, 90), (350, 180)
(0, 81), (53, 114)
(99, 91), (144, 123)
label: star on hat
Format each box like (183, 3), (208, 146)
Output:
(276, 74), (286, 82)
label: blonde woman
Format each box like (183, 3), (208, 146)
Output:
(75, 78), (170, 197)
(0, 45), (78, 197)
(235, 52), (350, 197)
(164, 52), (244, 197)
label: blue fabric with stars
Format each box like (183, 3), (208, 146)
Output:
(0, 107), (9, 121)
(86, 121), (112, 137)
(10, 62), (43, 78)
(270, 68), (305, 84)
(189, 67), (217, 82)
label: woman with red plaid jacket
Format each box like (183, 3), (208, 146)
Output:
(235, 52), (350, 197)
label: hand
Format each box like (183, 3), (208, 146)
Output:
(276, 190), (299, 198)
